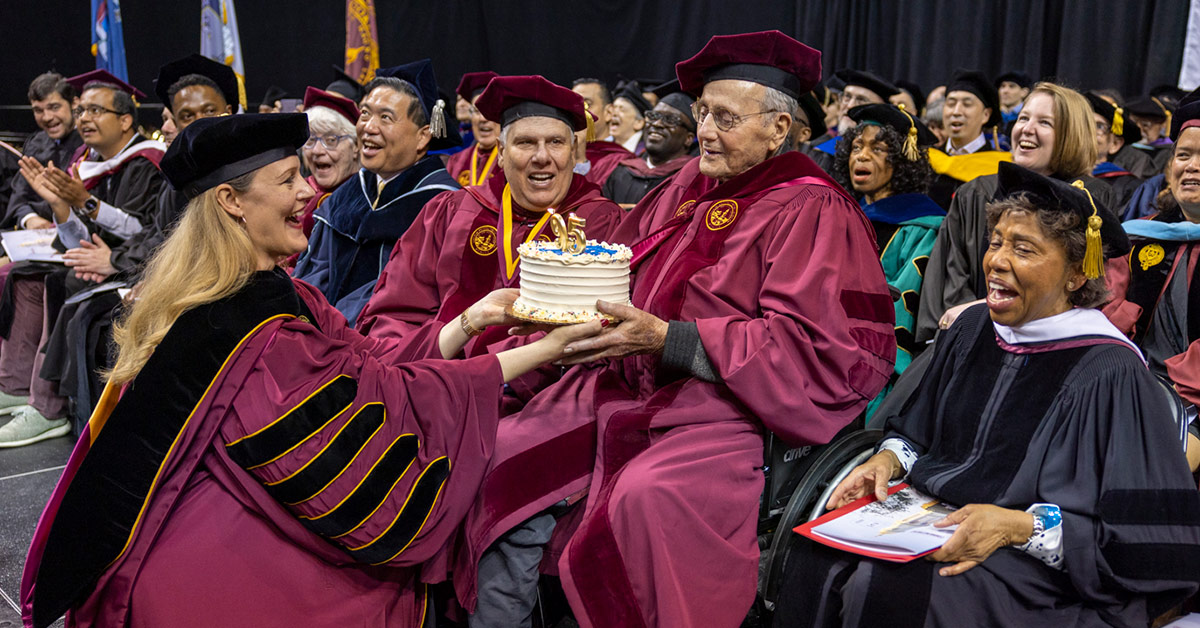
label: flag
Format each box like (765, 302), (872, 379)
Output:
(345, 0), (380, 85)
(200, 0), (247, 109)
(90, 0), (129, 82)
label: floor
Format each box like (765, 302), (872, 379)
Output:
(0, 413), (72, 628)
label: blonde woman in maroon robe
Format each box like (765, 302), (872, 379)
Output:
(456, 32), (895, 628)
(20, 113), (602, 628)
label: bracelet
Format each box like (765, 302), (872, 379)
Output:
(460, 312), (483, 337)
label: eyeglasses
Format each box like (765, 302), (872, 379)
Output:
(303, 134), (353, 150)
(690, 102), (777, 132)
(643, 110), (690, 129)
(72, 104), (123, 119)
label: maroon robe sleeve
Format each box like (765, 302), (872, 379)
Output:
(1100, 254), (1141, 335)
(216, 295), (504, 567)
(355, 189), (459, 359)
(695, 188), (896, 445)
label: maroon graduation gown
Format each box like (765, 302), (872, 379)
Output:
(453, 153), (896, 627)
(356, 173), (621, 405)
(22, 271), (504, 628)
(445, 143), (502, 188)
(583, 140), (633, 187)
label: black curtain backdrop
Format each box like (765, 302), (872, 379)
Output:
(0, 0), (1188, 135)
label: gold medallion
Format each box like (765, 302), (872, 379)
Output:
(456, 171), (471, 186)
(675, 199), (696, 218)
(1138, 243), (1165, 270)
(470, 225), (498, 256)
(705, 200), (739, 231)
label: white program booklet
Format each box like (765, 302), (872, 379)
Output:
(1, 228), (63, 263)
(809, 486), (958, 558)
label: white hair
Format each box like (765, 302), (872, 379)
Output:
(761, 85), (799, 155)
(305, 106), (357, 142)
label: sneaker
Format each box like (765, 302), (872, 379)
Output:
(0, 389), (30, 416)
(0, 406), (70, 448)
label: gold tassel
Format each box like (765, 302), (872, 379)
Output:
(1072, 180), (1105, 279)
(583, 101), (596, 143)
(1152, 97), (1171, 140)
(897, 103), (920, 161)
(430, 99), (447, 138)
(992, 125), (1000, 150)
(1111, 106), (1124, 136)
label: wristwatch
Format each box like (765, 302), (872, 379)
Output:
(73, 196), (99, 219)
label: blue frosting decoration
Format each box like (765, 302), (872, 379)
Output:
(542, 243), (620, 255)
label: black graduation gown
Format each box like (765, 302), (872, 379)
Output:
(2, 129), (84, 228)
(916, 173), (1118, 342)
(774, 304), (1200, 628)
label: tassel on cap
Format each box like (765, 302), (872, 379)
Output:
(1152, 96), (1171, 140)
(1112, 106), (1124, 136)
(897, 103), (920, 161)
(583, 101), (597, 142)
(430, 98), (447, 138)
(992, 125), (1000, 150)
(1071, 179), (1105, 280)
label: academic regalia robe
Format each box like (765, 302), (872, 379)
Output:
(62, 137), (166, 247)
(1112, 143), (1159, 179)
(774, 304), (1200, 628)
(861, 194), (945, 421)
(21, 270), (505, 628)
(452, 153), (896, 628)
(1103, 206), (1200, 380)
(582, 140), (633, 187)
(3, 128), (84, 228)
(600, 154), (692, 206)
(916, 173), (1118, 343)
(445, 143), (502, 188)
(1122, 174), (1166, 222)
(925, 147), (1011, 210)
(294, 156), (459, 325)
(1134, 138), (1174, 174)
(803, 133), (838, 175)
(1092, 161), (1142, 210)
(356, 172), (621, 409)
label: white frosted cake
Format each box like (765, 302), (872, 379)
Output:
(512, 239), (633, 324)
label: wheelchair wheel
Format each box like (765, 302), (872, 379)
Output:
(758, 429), (883, 611)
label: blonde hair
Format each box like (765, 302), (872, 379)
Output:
(1027, 82), (1097, 179)
(107, 173), (260, 385)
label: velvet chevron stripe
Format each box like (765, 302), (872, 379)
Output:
(225, 375), (358, 469)
(266, 403), (387, 505)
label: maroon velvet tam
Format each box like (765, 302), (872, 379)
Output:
(303, 86), (359, 125)
(457, 71), (500, 101)
(66, 69), (147, 100)
(675, 30), (821, 100)
(474, 75), (588, 132)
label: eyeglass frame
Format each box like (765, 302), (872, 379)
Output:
(302, 134), (355, 150)
(839, 91), (877, 108)
(72, 104), (125, 119)
(642, 109), (692, 130)
(689, 101), (780, 132)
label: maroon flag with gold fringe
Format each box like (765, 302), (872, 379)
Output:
(345, 0), (380, 84)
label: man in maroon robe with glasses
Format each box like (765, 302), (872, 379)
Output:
(457, 31), (895, 628)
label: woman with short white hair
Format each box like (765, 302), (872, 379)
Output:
(299, 86), (360, 237)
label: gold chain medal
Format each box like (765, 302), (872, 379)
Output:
(705, 200), (739, 231)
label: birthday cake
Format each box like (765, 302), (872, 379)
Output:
(511, 239), (634, 324)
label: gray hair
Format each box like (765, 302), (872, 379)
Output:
(923, 99), (944, 125)
(762, 85), (799, 156)
(84, 81), (136, 116)
(306, 105), (357, 141)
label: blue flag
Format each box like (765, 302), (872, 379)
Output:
(90, 0), (129, 81)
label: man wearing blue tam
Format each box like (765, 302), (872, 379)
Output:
(294, 58), (460, 325)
